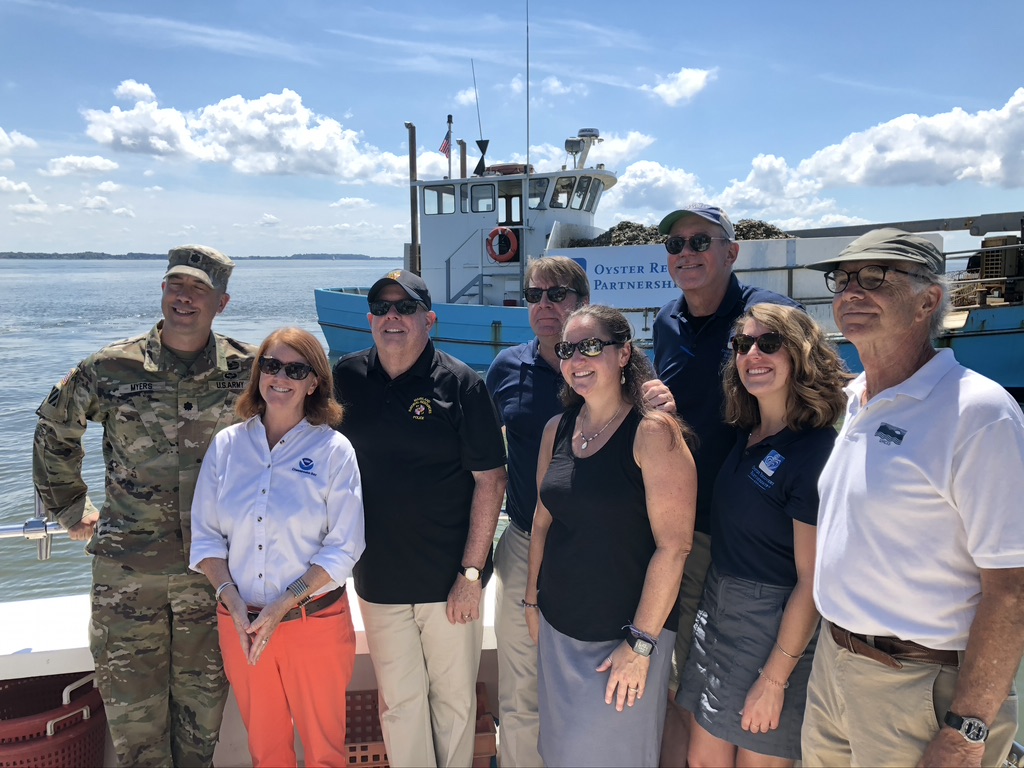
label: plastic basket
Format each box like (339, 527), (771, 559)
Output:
(345, 682), (496, 768)
(0, 673), (107, 768)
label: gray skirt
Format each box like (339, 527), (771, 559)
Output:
(676, 565), (817, 760)
(537, 615), (675, 768)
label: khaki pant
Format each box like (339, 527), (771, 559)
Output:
(90, 556), (228, 767)
(494, 523), (543, 767)
(802, 622), (1019, 767)
(359, 598), (483, 768)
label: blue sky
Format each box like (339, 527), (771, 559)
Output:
(2, 0), (1023, 258)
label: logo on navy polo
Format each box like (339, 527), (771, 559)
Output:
(409, 397), (433, 421)
(874, 423), (907, 446)
(749, 449), (784, 491)
(291, 457), (317, 477)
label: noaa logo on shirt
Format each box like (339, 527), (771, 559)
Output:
(409, 397), (433, 421)
(758, 450), (785, 477)
(291, 457), (317, 477)
(874, 423), (907, 446)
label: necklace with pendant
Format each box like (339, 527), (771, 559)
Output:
(578, 403), (624, 451)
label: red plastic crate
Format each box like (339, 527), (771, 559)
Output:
(345, 682), (496, 767)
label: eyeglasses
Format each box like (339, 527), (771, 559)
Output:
(258, 356), (314, 380)
(731, 332), (785, 355)
(524, 286), (578, 304)
(664, 234), (729, 255)
(824, 265), (926, 293)
(554, 337), (624, 360)
(368, 299), (424, 316)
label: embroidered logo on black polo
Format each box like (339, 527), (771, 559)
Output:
(409, 397), (433, 421)
(291, 457), (317, 476)
(758, 450), (785, 477)
(874, 423), (907, 445)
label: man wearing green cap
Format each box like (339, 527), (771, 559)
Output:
(802, 228), (1024, 767)
(33, 245), (256, 766)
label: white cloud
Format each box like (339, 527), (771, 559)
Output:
(509, 75), (525, 96)
(329, 197), (373, 209)
(41, 155), (119, 177)
(455, 88), (477, 106)
(97, 180), (121, 193)
(112, 206), (135, 217)
(0, 128), (37, 153)
(257, 213), (280, 227)
(640, 67), (717, 107)
(0, 176), (31, 194)
(83, 86), (408, 182)
(114, 79), (156, 103)
(0, 158), (13, 170)
(798, 87), (1024, 189)
(80, 195), (110, 210)
(9, 194), (49, 214)
(144, 185), (164, 192)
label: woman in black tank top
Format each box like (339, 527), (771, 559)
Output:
(523, 305), (698, 767)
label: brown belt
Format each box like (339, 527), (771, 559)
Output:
(247, 585), (345, 624)
(829, 622), (960, 670)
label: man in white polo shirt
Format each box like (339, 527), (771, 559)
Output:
(801, 228), (1024, 767)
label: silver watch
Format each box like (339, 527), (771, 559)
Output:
(943, 711), (989, 744)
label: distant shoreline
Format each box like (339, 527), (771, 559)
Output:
(0, 252), (386, 261)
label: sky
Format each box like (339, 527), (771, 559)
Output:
(2, 0), (1024, 258)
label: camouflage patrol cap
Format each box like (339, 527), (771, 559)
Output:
(165, 245), (235, 291)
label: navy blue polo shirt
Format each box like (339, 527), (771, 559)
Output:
(333, 340), (507, 604)
(652, 274), (801, 534)
(711, 427), (836, 586)
(485, 339), (563, 533)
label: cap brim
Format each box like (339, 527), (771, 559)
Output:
(164, 265), (215, 288)
(804, 252), (935, 272)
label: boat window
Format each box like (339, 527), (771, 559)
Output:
(460, 184), (469, 213)
(584, 178), (605, 212)
(423, 184), (456, 215)
(570, 176), (592, 210)
(528, 178), (549, 209)
(549, 176), (576, 209)
(471, 184), (496, 213)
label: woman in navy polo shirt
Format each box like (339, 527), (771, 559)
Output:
(677, 305), (849, 766)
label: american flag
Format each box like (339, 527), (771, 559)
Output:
(438, 131), (451, 159)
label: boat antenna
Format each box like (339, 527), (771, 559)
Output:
(471, 59), (484, 139)
(525, 0), (531, 174)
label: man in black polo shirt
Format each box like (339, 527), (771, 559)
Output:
(333, 270), (507, 768)
(653, 203), (801, 763)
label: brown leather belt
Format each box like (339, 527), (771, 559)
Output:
(829, 622), (959, 669)
(247, 585), (345, 624)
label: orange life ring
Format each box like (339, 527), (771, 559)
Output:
(486, 227), (518, 263)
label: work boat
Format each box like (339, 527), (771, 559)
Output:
(315, 126), (1024, 395)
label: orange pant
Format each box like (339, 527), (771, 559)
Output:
(218, 592), (357, 767)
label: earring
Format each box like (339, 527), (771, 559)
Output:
(620, 369), (626, 385)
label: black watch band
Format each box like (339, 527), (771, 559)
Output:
(943, 711), (989, 743)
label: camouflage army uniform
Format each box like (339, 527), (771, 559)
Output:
(34, 321), (255, 767)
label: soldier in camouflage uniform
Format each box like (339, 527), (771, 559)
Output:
(33, 245), (257, 767)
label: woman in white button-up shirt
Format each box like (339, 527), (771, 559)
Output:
(191, 327), (365, 767)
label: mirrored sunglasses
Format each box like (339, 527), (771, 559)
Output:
(731, 332), (785, 355)
(258, 356), (314, 380)
(369, 299), (424, 316)
(664, 233), (729, 255)
(554, 337), (624, 360)
(524, 286), (578, 304)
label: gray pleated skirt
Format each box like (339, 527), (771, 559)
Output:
(536, 615), (675, 768)
(676, 565), (817, 760)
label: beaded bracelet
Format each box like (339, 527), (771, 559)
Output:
(214, 581), (237, 604)
(758, 667), (790, 689)
(775, 641), (804, 660)
(521, 599), (539, 609)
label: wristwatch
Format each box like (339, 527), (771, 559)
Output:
(943, 711), (989, 744)
(460, 566), (481, 582)
(625, 633), (654, 657)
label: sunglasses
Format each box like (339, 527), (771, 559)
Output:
(524, 286), (578, 304)
(824, 265), (925, 294)
(258, 356), (314, 380)
(369, 299), (424, 316)
(554, 337), (624, 360)
(664, 233), (729, 255)
(731, 332), (785, 356)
